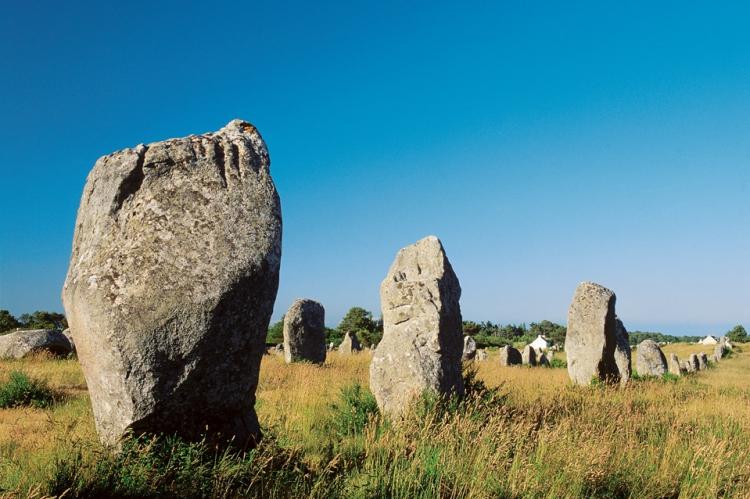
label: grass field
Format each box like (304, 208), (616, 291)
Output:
(0, 343), (747, 498)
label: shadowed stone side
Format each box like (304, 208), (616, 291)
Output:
(522, 345), (537, 366)
(499, 345), (522, 366)
(283, 299), (326, 364)
(689, 354), (700, 371)
(62, 120), (282, 447)
(370, 236), (464, 419)
(566, 282), (625, 386)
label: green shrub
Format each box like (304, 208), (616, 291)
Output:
(328, 382), (379, 439)
(0, 371), (57, 408)
(549, 358), (567, 369)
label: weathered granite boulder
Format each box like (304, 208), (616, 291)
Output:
(338, 331), (362, 355)
(62, 120), (282, 447)
(370, 236), (464, 419)
(689, 353), (700, 371)
(668, 353), (682, 376)
(613, 318), (632, 384)
(522, 345), (537, 366)
(566, 282), (628, 385)
(0, 329), (73, 359)
(635, 340), (667, 377)
(499, 345), (522, 366)
(283, 299), (326, 364)
(714, 342), (727, 361)
(698, 352), (708, 370)
(462, 336), (477, 361)
(475, 349), (488, 361)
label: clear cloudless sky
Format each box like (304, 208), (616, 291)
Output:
(0, 1), (748, 335)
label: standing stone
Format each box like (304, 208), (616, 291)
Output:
(714, 342), (727, 361)
(635, 340), (667, 377)
(370, 236), (464, 419)
(338, 331), (362, 355)
(613, 318), (632, 384)
(475, 349), (488, 361)
(0, 329), (73, 359)
(522, 345), (537, 366)
(537, 351), (550, 367)
(566, 282), (627, 385)
(668, 353), (682, 376)
(689, 353), (700, 371)
(698, 352), (708, 370)
(462, 336), (477, 361)
(62, 120), (282, 447)
(498, 345), (522, 366)
(283, 299), (326, 364)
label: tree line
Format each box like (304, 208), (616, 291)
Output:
(3, 307), (746, 347)
(0, 310), (68, 334)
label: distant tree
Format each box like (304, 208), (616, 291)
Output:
(266, 317), (284, 345)
(337, 307), (382, 347)
(0, 310), (20, 334)
(17, 311), (67, 330)
(462, 321), (481, 336)
(528, 320), (566, 346)
(727, 324), (747, 343)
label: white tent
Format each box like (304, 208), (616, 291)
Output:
(529, 335), (549, 351)
(698, 335), (718, 345)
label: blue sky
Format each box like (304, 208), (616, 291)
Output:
(0, 1), (748, 335)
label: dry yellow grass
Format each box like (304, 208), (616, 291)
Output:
(1, 345), (748, 497)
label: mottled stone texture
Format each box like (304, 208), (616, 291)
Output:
(475, 349), (488, 361)
(338, 331), (362, 355)
(635, 340), (667, 376)
(499, 345), (522, 366)
(62, 120), (282, 447)
(0, 329), (73, 359)
(462, 336), (477, 361)
(566, 282), (627, 386)
(370, 236), (464, 419)
(283, 299), (326, 364)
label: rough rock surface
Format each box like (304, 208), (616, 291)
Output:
(668, 353), (682, 376)
(689, 354), (700, 371)
(475, 349), (488, 361)
(62, 120), (282, 447)
(0, 329), (73, 359)
(635, 340), (667, 376)
(715, 342), (727, 361)
(698, 352), (708, 370)
(283, 299), (326, 364)
(370, 236), (464, 419)
(462, 336), (477, 361)
(522, 345), (537, 366)
(499, 345), (522, 366)
(338, 331), (362, 355)
(613, 318), (632, 385)
(566, 282), (626, 385)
